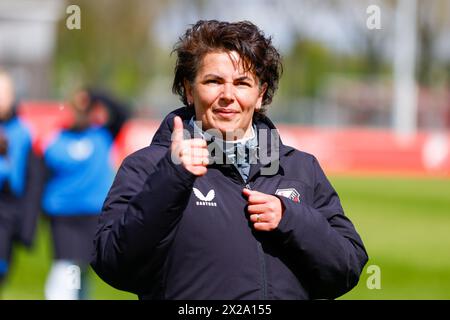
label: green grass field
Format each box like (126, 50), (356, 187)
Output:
(2, 176), (450, 300)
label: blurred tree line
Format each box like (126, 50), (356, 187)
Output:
(53, 0), (169, 104)
(52, 0), (450, 124)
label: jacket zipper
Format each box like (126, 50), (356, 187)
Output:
(230, 165), (268, 300)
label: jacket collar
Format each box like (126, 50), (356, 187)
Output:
(248, 117), (294, 180)
(150, 107), (295, 179)
(150, 107), (195, 147)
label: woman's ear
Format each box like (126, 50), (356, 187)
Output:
(184, 79), (194, 105)
(255, 83), (268, 111)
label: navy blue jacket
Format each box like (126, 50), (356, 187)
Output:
(91, 107), (368, 300)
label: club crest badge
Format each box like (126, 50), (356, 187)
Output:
(275, 188), (300, 203)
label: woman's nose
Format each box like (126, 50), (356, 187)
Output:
(220, 83), (234, 102)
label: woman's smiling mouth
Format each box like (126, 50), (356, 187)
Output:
(214, 108), (238, 119)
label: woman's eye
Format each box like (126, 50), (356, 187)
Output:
(205, 79), (219, 84)
(236, 81), (251, 87)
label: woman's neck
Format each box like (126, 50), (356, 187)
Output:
(71, 112), (90, 131)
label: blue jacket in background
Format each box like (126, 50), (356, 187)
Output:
(42, 90), (129, 216)
(0, 117), (31, 196)
(0, 109), (42, 248)
(42, 126), (115, 215)
(92, 107), (368, 300)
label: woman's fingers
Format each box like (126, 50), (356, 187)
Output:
(243, 189), (284, 231)
(242, 188), (268, 204)
(170, 118), (209, 176)
(247, 204), (267, 214)
(252, 223), (274, 232)
(186, 165), (208, 176)
(249, 213), (277, 231)
(179, 143), (209, 158)
(179, 140), (209, 166)
(184, 156), (210, 166)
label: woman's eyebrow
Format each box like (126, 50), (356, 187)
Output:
(201, 74), (255, 84)
(234, 76), (254, 83)
(202, 73), (223, 79)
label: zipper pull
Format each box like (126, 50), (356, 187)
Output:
(245, 183), (251, 190)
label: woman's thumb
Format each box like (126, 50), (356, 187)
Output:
(172, 116), (184, 143)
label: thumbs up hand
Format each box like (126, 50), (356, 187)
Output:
(171, 116), (209, 176)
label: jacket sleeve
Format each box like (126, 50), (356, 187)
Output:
(0, 157), (8, 188)
(274, 156), (368, 299)
(15, 150), (46, 247)
(0, 127), (31, 196)
(91, 148), (196, 293)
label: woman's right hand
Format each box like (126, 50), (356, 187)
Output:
(171, 116), (209, 176)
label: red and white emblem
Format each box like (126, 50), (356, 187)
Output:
(275, 188), (300, 203)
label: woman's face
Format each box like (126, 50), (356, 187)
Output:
(185, 51), (266, 140)
(0, 74), (14, 119)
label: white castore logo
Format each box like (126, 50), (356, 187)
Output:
(193, 187), (217, 207)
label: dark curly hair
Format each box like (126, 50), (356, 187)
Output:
(172, 20), (283, 115)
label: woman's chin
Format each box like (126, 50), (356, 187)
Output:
(219, 127), (249, 140)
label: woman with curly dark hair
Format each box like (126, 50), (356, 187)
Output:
(92, 20), (368, 300)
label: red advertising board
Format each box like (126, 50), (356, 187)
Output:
(18, 102), (450, 177)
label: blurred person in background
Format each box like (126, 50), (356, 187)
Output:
(0, 70), (43, 293)
(41, 88), (129, 300)
(91, 20), (368, 300)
